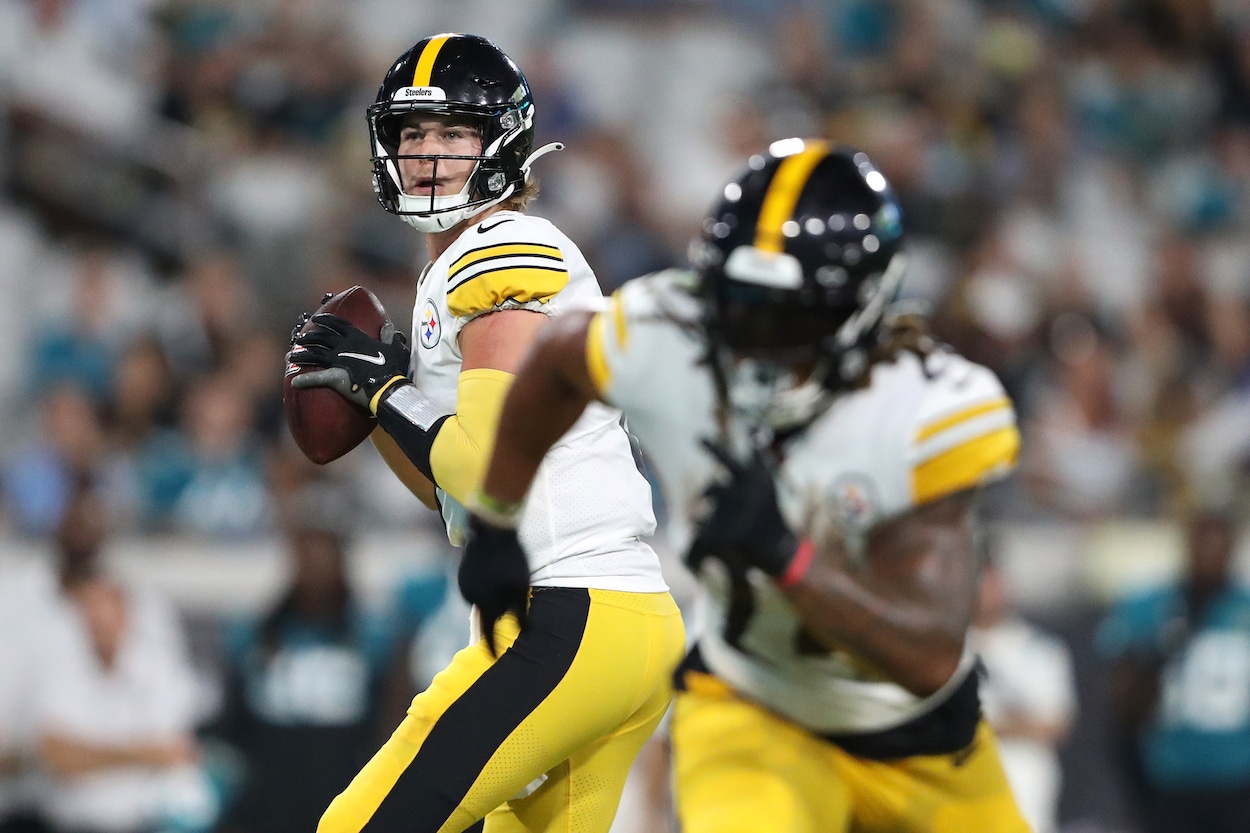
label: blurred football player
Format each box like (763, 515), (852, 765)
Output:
(287, 33), (683, 833)
(463, 140), (1031, 832)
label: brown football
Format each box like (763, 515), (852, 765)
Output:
(284, 286), (388, 464)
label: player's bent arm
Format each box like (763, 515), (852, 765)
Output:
(478, 308), (601, 508)
(370, 428), (438, 510)
(783, 490), (980, 697)
(374, 310), (547, 506)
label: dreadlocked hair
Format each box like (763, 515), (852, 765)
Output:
(873, 309), (937, 366)
(838, 308), (939, 391)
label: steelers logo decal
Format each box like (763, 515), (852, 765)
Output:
(419, 300), (441, 349)
(828, 474), (879, 534)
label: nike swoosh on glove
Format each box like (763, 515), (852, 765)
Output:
(288, 313), (411, 413)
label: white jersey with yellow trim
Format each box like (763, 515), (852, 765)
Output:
(411, 210), (665, 592)
(588, 269), (1020, 733)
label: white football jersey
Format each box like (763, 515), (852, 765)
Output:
(587, 270), (1020, 733)
(411, 211), (664, 592)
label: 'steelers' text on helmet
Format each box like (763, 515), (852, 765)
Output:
(368, 33), (563, 233)
(692, 139), (907, 431)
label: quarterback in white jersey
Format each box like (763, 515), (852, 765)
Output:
(410, 208), (661, 590)
(289, 33), (682, 833)
(465, 141), (1031, 832)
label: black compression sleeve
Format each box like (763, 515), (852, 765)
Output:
(376, 409), (451, 484)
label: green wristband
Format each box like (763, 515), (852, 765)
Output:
(468, 490), (524, 529)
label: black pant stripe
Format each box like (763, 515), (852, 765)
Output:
(366, 588), (592, 832)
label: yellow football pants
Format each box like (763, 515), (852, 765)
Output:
(318, 588), (684, 833)
(671, 685), (1032, 833)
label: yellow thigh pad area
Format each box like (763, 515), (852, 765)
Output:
(671, 688), (1030, 833)
(319, 589), (685, 833)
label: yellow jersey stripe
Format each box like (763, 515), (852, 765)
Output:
(679, 669), (735, 697)
(914, 397), (1012, 443)
(446, 266), (571, 318)
(585, 313), (612, 393)
(610, 291), (628, 348)
(912, 426), (1020, 505)
(412, 34), (452, 86)
(754, 142), (830, 253)
(448, 243), (564, 280)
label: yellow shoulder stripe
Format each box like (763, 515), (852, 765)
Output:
(585, 312), (612, 393)
(610, 291), (628, 348)
(911, 426), (1019, 504)
(448, 243), (564, 282)
(915, 397), (1012, 443)
(446, 266), (570, 318)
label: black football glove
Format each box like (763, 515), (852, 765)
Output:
(285, 292), (332, 346)
(459, 514), (531, 657)
(686, 438), (798, 578)
(288, 313), (411, 413)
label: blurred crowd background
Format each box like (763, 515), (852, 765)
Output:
(3, 1), (1250, 832)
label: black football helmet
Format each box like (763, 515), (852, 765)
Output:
(691, 139), (907, 430)
(367, 33), (562, 232)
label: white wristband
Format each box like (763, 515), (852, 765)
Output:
(382, 383), (445, 431)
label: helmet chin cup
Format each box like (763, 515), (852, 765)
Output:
(395, 141), (562, 233)
(398, 181), (510, 232)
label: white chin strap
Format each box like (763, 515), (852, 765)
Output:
(396, 142), (564, 233)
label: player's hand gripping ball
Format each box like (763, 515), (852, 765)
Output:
(283, 286), (400, 464)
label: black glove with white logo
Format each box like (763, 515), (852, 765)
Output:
(686, 439), (798, 578)
(288, 313), (411, 413)
(459, 514), (531, 657)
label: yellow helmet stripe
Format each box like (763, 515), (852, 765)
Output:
(754, 142), (830, 253)
(412, 34), (453, 86)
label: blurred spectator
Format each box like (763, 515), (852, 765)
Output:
(0, 554), (55, 833)
(217, 329), (287, 446)
(565, 131), (677, 292)
(1019, 316), (1148, 519)
(135, 373), (270, 537)
(27, 244), (121, 402)
(969, 553), (1077, 833)
(153, 252), (259, 381)
(389, 559), (461, 700)
(207, 482), (396, 833)
(0, 0), (155, 144)
(103, 337), (180, 456)
(1098, 509), (1250, 833)
(2, 385), (134, 536)
(29, 484), (214, 833)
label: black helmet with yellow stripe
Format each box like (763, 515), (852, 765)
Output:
(691, 140), (907, 430)
(367, 33), (562, 232)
